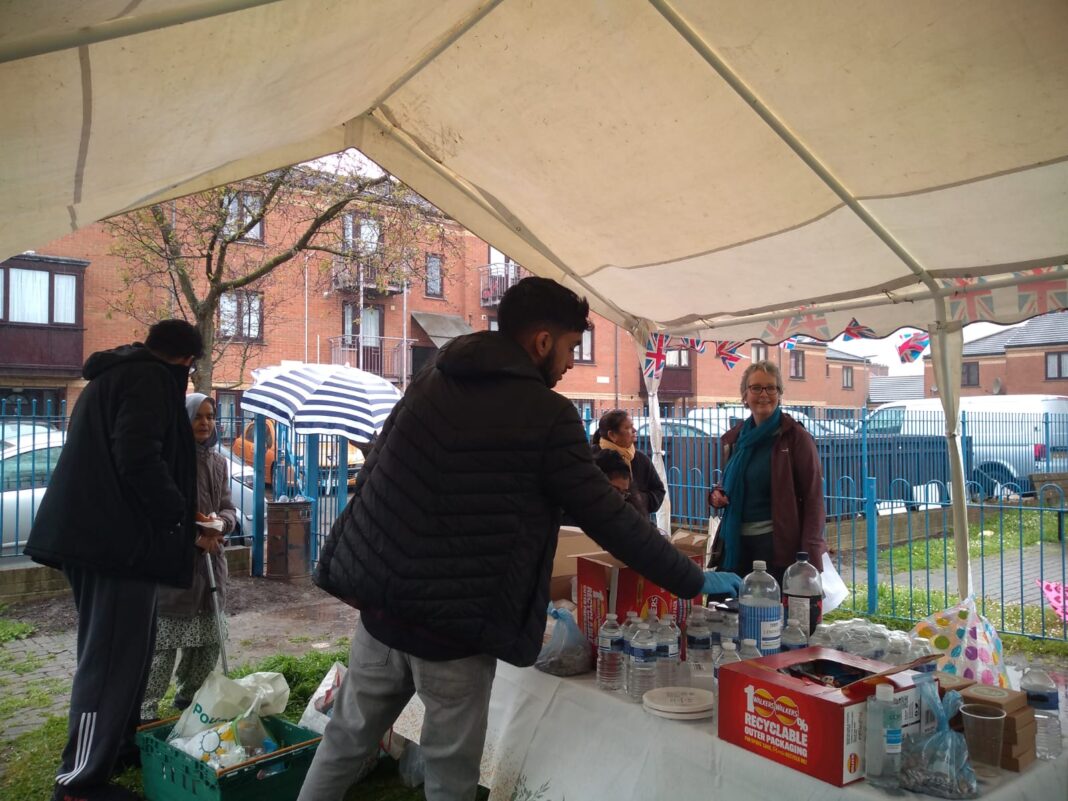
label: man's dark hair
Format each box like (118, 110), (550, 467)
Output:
(497, 277), (590, 339)
(145, 319), (205, 360)
(594, 449), (632, 482)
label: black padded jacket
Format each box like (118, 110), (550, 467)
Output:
(314, 331), (704, 666)
(24, 344), (198, 588)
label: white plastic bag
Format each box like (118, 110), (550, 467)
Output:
(821, 553), (849, 614)
(169, 671), (290, 740)
(298, 661), (347, 734)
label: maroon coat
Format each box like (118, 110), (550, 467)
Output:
(720, 412), (827, 571)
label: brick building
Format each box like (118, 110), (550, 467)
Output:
(921, 313), (1068, 399)
(1, 191), (882, 419)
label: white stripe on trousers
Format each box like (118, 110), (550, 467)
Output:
(56, 711), (96, 785)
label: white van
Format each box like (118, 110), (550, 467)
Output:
(866, 395), (1068, 496)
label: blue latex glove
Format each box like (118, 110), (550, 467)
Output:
(702, 570), (743, 597)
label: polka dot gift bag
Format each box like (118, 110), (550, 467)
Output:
(910, 596), (1010, 687)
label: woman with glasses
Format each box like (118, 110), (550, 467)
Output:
(708, 360), (826, 586)
(592, 409), (665, 518)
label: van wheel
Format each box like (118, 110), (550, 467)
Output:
(973, 465), (1016, 500)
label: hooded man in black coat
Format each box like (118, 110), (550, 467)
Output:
(26, 319), (204, 801)
(300, 278), (742, 801)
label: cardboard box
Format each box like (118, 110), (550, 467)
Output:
(1001, 723), (1036, 757)
(934, 671), (976, 695)
(1003, 705), (1036, 739)
(717, 647), (923, 786)
(1002, 748), (1037, 772)
(575, 542), (704, 646)
(959, 684), (1027, 714)
(549, 526), (599, 602)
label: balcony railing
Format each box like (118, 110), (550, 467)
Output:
(329, 335), (412, 382)
(479, 262), (526, 307)
(331, 254), (403, 295)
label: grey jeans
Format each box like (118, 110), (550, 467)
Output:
(297, 620), (497, 801)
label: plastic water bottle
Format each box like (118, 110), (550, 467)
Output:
(655, 614), (682, 688)
(627, 624), (658, 703)
(808, 623), (835, 648)
(782, 551), (823, 637)
(739, 561), (782, 656)
(713, 641), (742, 697)
(781, 618), (808, 651)
(686, 611), (715, 692)
(865, 683), (902, 789)
(738, 638), (763, 661)
(720, 607), (739, 647)
(596, 614), (625, 692)
(621, 612), (640, 692)
(1021, 666), (1063, 759)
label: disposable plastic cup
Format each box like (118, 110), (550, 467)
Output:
(960, 703), (1006, 778)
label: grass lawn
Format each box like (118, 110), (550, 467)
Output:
(0, 646), (490, 801)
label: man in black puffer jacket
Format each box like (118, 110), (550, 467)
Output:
(26, 319), (202, 801)
(302, 278), (742, 801)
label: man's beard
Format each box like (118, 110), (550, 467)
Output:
(537, 352), (558, 388)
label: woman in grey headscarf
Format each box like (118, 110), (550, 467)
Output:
(140, 393), (238, 722)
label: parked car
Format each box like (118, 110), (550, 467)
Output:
(230, 417), (364, 491)
(867, 395), (1068, 497)
(0, 432), (66, 556)
(0, 422), (58, 444)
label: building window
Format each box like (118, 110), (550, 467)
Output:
(487, 316), (498, 332)
(1046, 352), (1068, 380)
(752, 343), (767, 363)
(842, 365), (854, 389)
(225, 191), (264, 241)
(425, 254), (443, 298)
(219, 291), (263, 341)
(665, 348), (690, 368)
(572, 398), (596, 425)
(574, 328), (594, 363)
(4, 267), (80, 326)
(343, 215), (381, 253)
(789, 350), (805, 379)
(962, 362), (979, 387)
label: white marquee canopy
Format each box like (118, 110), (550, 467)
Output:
(4, 0), (1068, 594)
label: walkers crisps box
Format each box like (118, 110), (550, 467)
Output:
(717, 647), (924, 787)
(549, 526), (600, 602)
(576, 544), (704, 646)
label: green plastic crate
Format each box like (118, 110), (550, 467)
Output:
(136, 716), (322, 801)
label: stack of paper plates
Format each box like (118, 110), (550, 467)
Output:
(642, 687), (715, 720)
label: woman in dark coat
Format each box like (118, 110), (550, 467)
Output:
(140, 394), (237, 721)
(591, 410), (665, 516)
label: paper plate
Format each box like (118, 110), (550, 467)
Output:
(642, 705), (716, 721)
(641, 687), (715, 714)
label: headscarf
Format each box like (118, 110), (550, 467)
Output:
(185, 392), (218, 449)
(718, 406), (782, 571)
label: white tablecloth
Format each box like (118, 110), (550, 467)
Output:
(396, 662), (1068, 801)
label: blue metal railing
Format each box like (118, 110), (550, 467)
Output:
(3, 400), (1066, 641)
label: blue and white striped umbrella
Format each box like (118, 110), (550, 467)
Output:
(241, 363), (402, 444)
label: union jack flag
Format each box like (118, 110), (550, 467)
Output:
(945, 277), (994, 323)
(897, 331), (930, 363)
(1016, 268), (1068, 316)
(841, 318), (877, 341)
(642, 332), (671, 380)
(714, 341), (745, 370)
(778, 337), (797, 351)
(761, 311), (830, 343)
(679, 337), (707, 354)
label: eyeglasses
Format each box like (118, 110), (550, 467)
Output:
(746, 384), (779, 396)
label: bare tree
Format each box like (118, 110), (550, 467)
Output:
(105, 154), (460, 392)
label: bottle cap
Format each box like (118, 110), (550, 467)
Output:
(605, 613), (617, 621)
(787, 618), (800, 627)
(722, 641), (737, 651)
(796, 551), (808, 561)
(742, 638), (757, 647)
(875, 683), (894, 702)
(752, 560), (767, 571)
(638, 623), (650, 629)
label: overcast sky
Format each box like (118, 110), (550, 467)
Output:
(829, 321), (1022, 375)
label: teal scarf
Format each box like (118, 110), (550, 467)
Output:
(719, 406), (782, 572)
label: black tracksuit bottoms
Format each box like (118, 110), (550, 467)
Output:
(55, 565), (158, 791)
